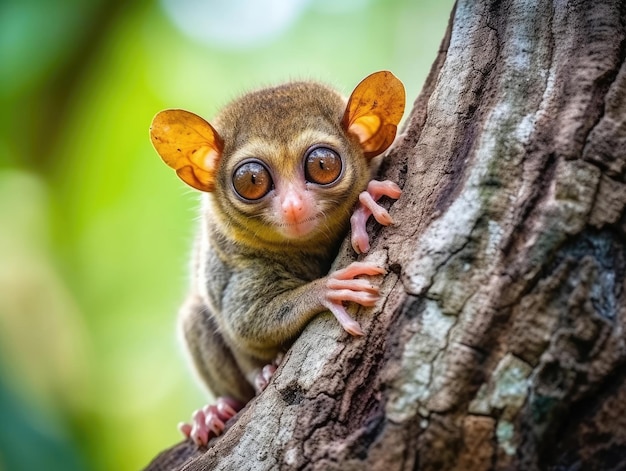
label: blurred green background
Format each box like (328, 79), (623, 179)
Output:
(0, 0), (453, 469)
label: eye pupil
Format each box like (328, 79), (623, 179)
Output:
(305, 147), (342, 185)
(232, 161), (272, 200)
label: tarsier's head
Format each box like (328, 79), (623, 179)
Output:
(150, 71), (405, 249)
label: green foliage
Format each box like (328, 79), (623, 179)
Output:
(0, 0), (453, 469)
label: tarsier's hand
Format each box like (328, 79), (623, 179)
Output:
(351, 180), (402, 254)
(321, 261), (387, 336)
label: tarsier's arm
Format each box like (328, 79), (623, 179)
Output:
(221, 261), (387, 352)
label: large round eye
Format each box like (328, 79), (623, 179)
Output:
(232, 161), (272, 200)
(304, 147), (342, 185)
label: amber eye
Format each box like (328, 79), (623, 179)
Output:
(232, 161), (272, 200)
(304, 147), (342, 185)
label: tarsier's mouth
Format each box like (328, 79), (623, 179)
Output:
(278, 213), (320, 228)
(277, 213), (324, 239)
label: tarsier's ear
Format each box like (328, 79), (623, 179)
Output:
(342, 71), (405, 159)
(150, 109), (224, 192)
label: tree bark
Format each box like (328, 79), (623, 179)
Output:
(145, 0), (626, 469)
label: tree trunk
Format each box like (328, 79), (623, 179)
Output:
(145, 0), (626, 469)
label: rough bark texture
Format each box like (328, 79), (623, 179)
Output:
(145, 0), (626, 469)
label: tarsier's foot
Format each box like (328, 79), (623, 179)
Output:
(351, 180), (402, 254)
(323, 261), (387, 336)
(254, 352), (284, 393)
(179, 396), (244, 446)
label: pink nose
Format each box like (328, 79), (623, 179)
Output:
(281, 190), (304, 224)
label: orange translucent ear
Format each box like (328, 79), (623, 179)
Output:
(342, 71), (405, 159)
(150, 109), (224, 192)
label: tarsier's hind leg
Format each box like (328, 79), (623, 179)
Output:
(179, 295), (256, 402)
(178, 295), (254, 445)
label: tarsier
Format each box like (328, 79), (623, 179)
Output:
(150, 71), (405, 446)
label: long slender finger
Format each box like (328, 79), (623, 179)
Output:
(332, 262), (386, 280)
(327, 277), (380, 293)
(179, 422), (192, 438)
(350, 206), (371, 254)
(216, 397), (241, 420)
(359, 191), (394, 226)
(205, 405), (225, 436)
(367, 180), (402, 199)
(326, 289), (379, 306)
(324, 301), (363, 336)
(190, 409), (209, 446)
